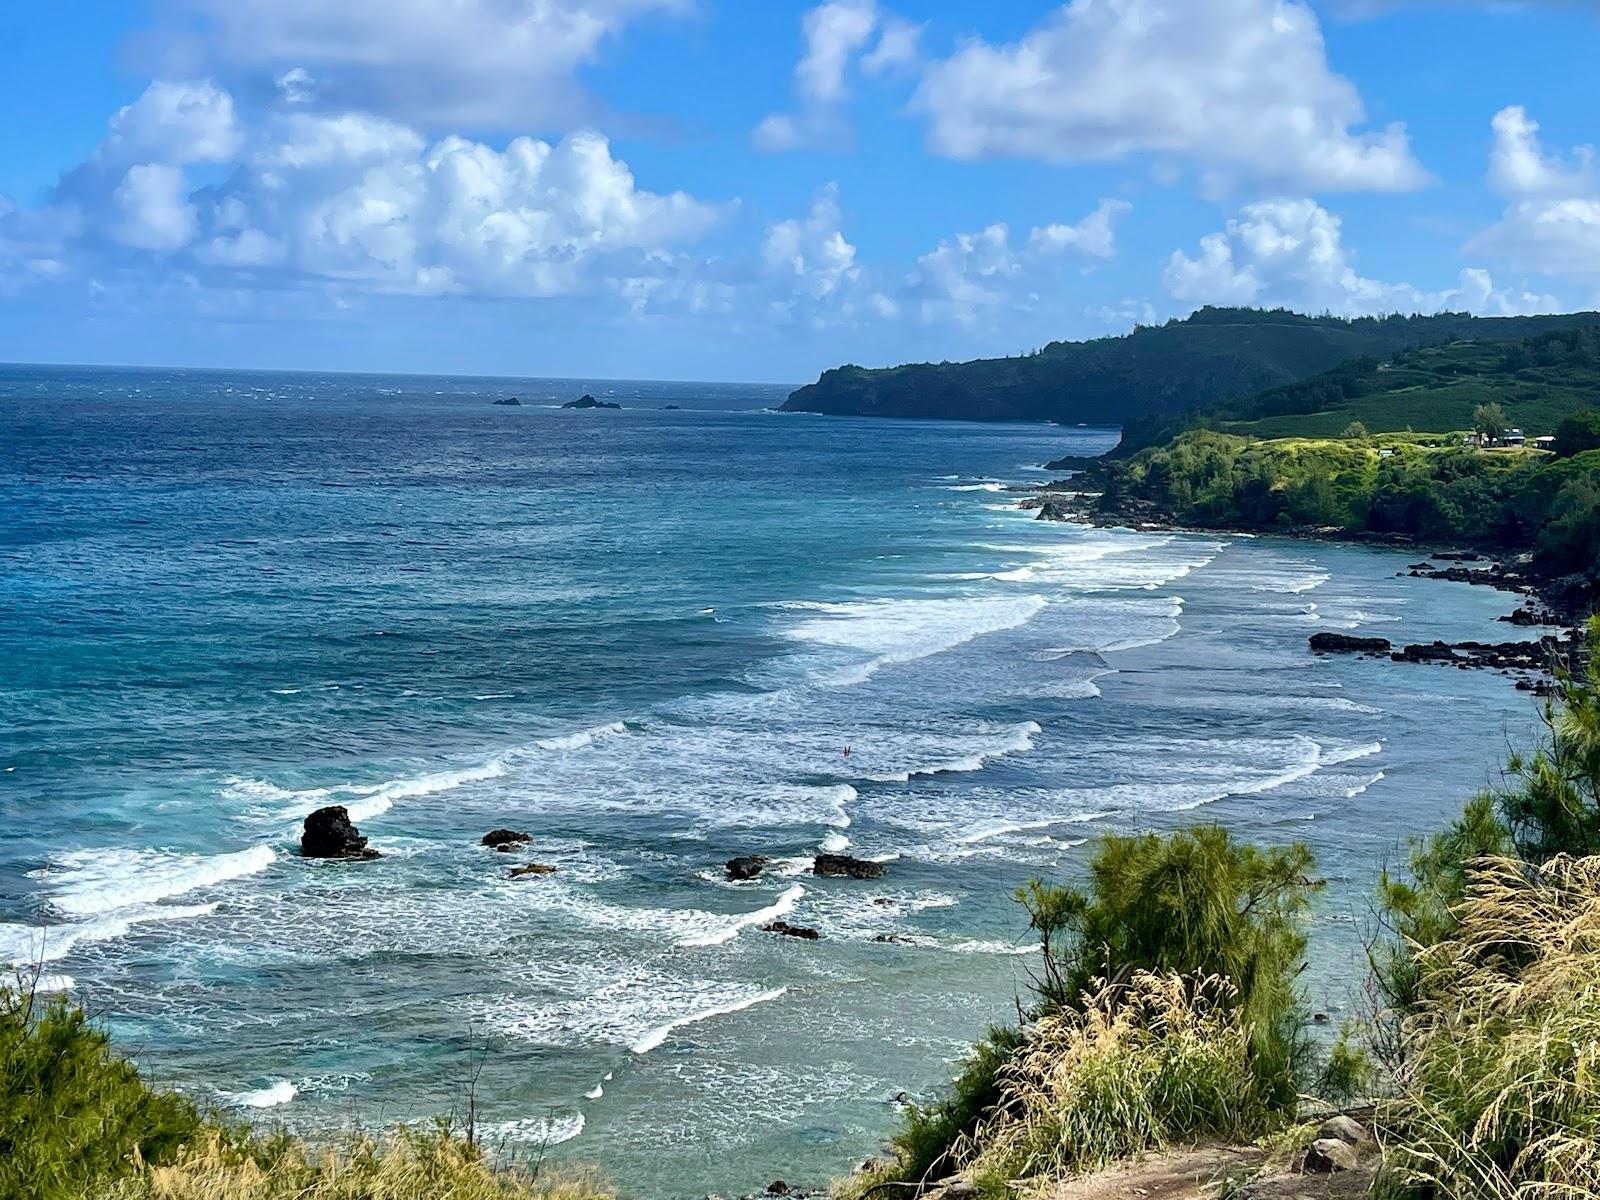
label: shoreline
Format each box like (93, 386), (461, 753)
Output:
(1015, 482), (1587, 687)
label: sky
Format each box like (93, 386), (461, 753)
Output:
(1, 1), (1598, 383)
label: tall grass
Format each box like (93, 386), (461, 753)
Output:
(850, 827), (1320, 1195)
(1377, 854), (1600, 1199)
(105, 1128), (610, 1200)
(958, 972), (1282, 1198)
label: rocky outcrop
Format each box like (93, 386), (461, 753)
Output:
(1309, 632), (1392, 654)
(482, 828), (531, 850)
(563, 394), (621, 410)
(301, 806), (380, 859)
(492, 397), (522, 406)
(813, 853), (886, 880)
(726, 855), (769, 881)
(509, 863), (557, 879)
(763, 920), (820, 940)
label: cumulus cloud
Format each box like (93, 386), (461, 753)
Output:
(6, 81), (728, 299)
(913, 0), (1428, 194)
(753, 1), (922, 152)
(906, 199), (1132, 325)
(145, 0), (690, 129)
(1470, 106), (1600, 281)
(1165, 197), (1556, 314)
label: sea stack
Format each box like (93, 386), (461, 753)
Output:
(301, 805), (380, 859)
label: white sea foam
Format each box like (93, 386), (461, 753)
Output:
(870, 721), (1041, 783)
(222, 1080), (297, 1109)
(678, 885), (805, 948)
(630, 986), (788, 1054)
(818, 831), (850, 852)
(40, 846), (276, 917)
(532, 722), (627, 752)
(0, 902), (221, 965)
(476, 1113), (586, 1146)
(777, 595), (1047, 684)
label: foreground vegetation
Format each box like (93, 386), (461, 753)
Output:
(0, 985), (607, 1200)
(847, 627), (1600, 1199)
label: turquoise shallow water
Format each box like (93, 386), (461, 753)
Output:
(0, 365), (1545, 1196)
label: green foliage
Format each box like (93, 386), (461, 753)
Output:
(0, 987), (204, 1199)
(872, 827), (1321, 1192)
(1536, 475), (1600, 577)
(1376, 856), (1600, 1199)
(1342, 420), (1370, 440)
(964, 973), (1283, 1193)
(105, 1128), (610, 1200)
(1553, 407), (1600, 457)
(1377, 623), (1600, 1027)
(784, 307), (1600, 426)
(1473, 401), (1508, 444)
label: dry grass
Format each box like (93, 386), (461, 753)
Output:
(104, 1128), (611, 1200)
(949, 972), (1282, 1199)
(1377, 854), (1600, 1199)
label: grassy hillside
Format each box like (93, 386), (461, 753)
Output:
(1215, 325), (1600, 439)
(782, 308), (1600, 425)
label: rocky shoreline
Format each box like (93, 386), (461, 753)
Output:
(1017, 483), (1594, 651)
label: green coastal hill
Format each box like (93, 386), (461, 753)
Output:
(781, 307), (1600, 425)
(1208, 324), (1600, 440)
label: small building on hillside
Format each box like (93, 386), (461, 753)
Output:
(1534, 435), (1556, 450)
(1504, 428), (1527, 446)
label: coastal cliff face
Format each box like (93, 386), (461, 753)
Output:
(780, 308), (1600, 425)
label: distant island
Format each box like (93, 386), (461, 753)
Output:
(492, 397), (522, 406)
(781, 307), (1600, 426)
(563, 394), (621, 410)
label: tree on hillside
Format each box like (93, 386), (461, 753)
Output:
(1554, 408), (1600, 457)
(1342, 420), (1370, 440)
(1472, 402), (1507, 447)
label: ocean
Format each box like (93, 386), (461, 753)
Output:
(0, 365), (1542, 1196)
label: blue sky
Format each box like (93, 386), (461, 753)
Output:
(2, 1), (1598, 382)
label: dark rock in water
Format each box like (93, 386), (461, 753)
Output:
(663, 404), (681, 410)
(767, 1184), (790, 1197)
(492, 397), (522, 406)
(1407, 561), (1433, 571)
(1309, 632), (1392, 654)
(813, 853), (885, 880)
(764, 920), (820, 940)
(563, 394), (621, 410)
(872, 933), (916, 945)
(1503, 606), (1562, 626)
(482, 828), (531, 849)
(1394, 641), (1460, 663)
(726, 855), (770, 881)
(1432, 550), (1482, 562)
(509, 863), (557, 879)
(301, 805), (380, 859)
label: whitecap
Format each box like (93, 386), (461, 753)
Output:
(630, 987), (788, 1054)
(40, 846), (275, 917)
(678, 885), (805, 948)
(222, 1080), (297, 1109)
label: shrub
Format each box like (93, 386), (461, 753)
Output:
(1342, 421), (1370, 440)
(1553, 408), (1600, 458)
(0, 986), (204, 1200)
(1377, 854), (1600, 1198)
(105, 1128), (611, 1200)
(961, 973), (1279, 1195)
(866, 828), (1320, 1192)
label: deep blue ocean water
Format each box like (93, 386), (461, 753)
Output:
(0, 365), (1544, 1196)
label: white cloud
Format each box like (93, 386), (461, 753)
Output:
(762, 185), (861, 299)
(98, 80), (240, 167)
(753, 2), (922, 152)
(1165, 197), (1556, 314)
(148, 0), (690, 129)
(1030, 199), (1132, 259)
(8, 81), (728, 299)
(907, 199), (1132, 325)
(111, 164), (198, 251)
(913, 0), (1428, 193)
(1471, 106), (1600, 281)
